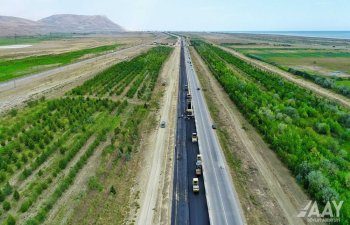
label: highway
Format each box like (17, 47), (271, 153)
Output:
(183, 38), (245, 225)
(171, 38), (210, 225)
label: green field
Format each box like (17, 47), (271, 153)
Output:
(336, 80), (350, 88)
(234, 47), (350, 75)
(227, 45), (350, 98)
(0, 35), (73, 46)
(0, 44), (120, 82)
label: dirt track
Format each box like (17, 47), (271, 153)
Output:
(217, 44), (350, 109)
(0, 33), (158, 59)
(0, 44), (153, 114)
(134, 39), (180, 225)
(190, 46), (311, 225)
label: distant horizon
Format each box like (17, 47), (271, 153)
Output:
(3, 13), (350, 33)
(2, 14), (350, 40)
(219, 31), (350, 40)
(1, 0), (349, 31)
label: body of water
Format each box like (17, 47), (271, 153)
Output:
(227, 31), (350, 40)
(0, 44), (32, 49)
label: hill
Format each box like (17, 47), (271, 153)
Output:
(39, 14), (124, 33)
(0, 14), (124, 36)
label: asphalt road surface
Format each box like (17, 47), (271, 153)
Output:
(171, 38), (210, 225)
(183, 39), (244, 225)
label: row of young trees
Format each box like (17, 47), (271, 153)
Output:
(19, 131), (94, 214)
(0, 97), (121, 224)
(23, 101), (149, 224)
(287, 68), (350, 98)
(70, 46), (172, 98)
(243, 51), (350, 98)
(23, 129), (109, 225)
(0, 97), (118, 186)
(0, 46), (172, 225)
(192, 40), (350, 224)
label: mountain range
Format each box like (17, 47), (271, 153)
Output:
(0, 14), (125, 36)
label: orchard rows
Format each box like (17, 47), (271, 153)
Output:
(0, 46), (172, 225)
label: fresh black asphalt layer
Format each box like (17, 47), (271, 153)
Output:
(171, 40), (210, 225)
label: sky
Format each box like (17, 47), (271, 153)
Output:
(0, 0), (349, 31)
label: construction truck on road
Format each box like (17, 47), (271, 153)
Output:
(195, 165), (202, 176)
(186, 100), (193, 117)
(193, 178), (199, 193)
(186, 90), (192, 100)
(196, 154), (202, 176)
(196, 154), (202, 165)
(192, 133), (198, 142)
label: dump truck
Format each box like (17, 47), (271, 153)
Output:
(193, 178), (199, 193)
(192, 133), (198, 142)
(186, 100), (193, 117)
(196, 154), (202, 163)
(186, 91), (192, 100)
(195, 165), (202, 176)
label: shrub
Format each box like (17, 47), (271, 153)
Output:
(3, 182), (13, 196)
(20, 199), (32, 212)
(13, 190), (20, 201)
(6, 214), (16, 225)
(3, 201), (11, 211)
(0, 190), (5, 202)
(314, 123), (330, 135)
(9, 109), (17, 117)
(87, 176), (102, 192)
(110, 185), (116, 195)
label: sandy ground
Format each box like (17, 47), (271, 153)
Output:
(133, 39), (180, 225)
(190, 46), (315, 225)
(216, 44), (350, 109)
(0, 43), (156, 114)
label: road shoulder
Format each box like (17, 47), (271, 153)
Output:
(132, 41), (180, 225)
